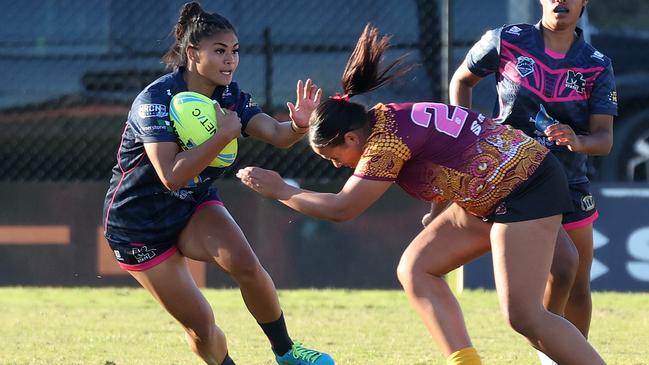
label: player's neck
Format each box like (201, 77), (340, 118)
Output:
(184, 70), (217, 99)
(541, 23), (577, 54)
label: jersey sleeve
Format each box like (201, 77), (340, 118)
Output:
(218, 83), (263, 137)
(589, 63), (618, 116)
(235, 90), (263, 130)
(353, 130), (412, 181)
(465, 27), (502, 78)
(129, 90), (177, 144)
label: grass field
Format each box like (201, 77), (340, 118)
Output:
(0, 288), (647, 365)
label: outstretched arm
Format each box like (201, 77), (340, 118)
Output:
(244, 79), (321, 148)
(237, 167), (392, 222)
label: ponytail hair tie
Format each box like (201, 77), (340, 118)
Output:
(329, 92), (350, 101)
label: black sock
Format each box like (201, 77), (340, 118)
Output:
(221, 353), (236, 365)
(258, 312), (293, 355)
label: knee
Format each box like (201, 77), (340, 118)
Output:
(396, 256), (414, 290)
(396, 252), (443, 292)
(502, 304), (544, 338)
(549, 252), (578, 289)
(227, 249), (263, 281)
(549, 241), (578, 288)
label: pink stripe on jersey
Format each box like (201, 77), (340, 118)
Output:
(118, 245), (178, 271)
(563, 210), (599, 230)
(500, 40), (605, 103)
(545, 47), (566, 60)
(103, 124), (145, 232)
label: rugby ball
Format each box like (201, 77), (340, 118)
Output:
(169, 91), (238, 167)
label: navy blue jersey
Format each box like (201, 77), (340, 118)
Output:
(103, 68), (262, 244)
(466, 23), (617, 184)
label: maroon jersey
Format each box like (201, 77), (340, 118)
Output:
(354, 102), (548, 218)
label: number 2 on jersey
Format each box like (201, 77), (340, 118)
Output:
(410, 102), (468, 138)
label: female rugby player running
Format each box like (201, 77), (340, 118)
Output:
(102, 2), (333, 364)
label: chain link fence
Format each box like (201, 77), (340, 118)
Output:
(1, 0), (648, 182)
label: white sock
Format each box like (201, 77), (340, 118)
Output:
(537, 350), (559, 365)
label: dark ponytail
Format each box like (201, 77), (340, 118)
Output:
(309, 24), (412, 148)
(162, 1), (237, 70)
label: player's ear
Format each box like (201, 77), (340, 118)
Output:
(186, 45), (200, 63)
(344, 130), (363, 147)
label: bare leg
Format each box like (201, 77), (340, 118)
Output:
(397, 204), (491, 357)
(564, 224), (594, 337)
(178, 204), (281, 323)
(490, 215), (605, 365)
(543, 227), (578, 315)
(129, 252), (228, 365)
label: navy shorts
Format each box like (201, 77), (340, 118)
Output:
(106, 199), (224, 271)
(562, 181), (598, 230)
(485, 153), (574, 223)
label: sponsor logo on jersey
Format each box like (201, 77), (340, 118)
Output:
(138, 104), (168, 118)
(113, 250), (123, 261)
(591, 51), (605, 61)
(516, 56), (535, 77)
(581, 195), (596, 212)
(505, 26), (523, 36)
(565, 70), (586, 94)
(142, 119), (173, 133)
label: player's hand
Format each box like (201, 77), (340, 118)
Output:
(287, 79), (322, 130)
(236, 166), (291, 200)
(545, 123), (582, 152)
(214, 101), (242, 141)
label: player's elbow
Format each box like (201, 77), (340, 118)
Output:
(158, 175), (184, 191)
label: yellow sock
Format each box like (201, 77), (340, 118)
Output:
(447, 347), (482, 365)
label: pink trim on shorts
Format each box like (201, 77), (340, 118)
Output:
(119, 245), (178, 271)
(563, 210), (599, 231)
(196, 200), (224, 212)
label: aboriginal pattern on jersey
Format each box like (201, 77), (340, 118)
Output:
(428, 127), (547, 217)
(356, 103), (549, 218)
(356, 107), (411, 180)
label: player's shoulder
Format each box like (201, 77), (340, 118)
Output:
(134, 72), (176, 104)
(499, 23), (537, 39)
(129, 72), (177, 121)
(580, 41), (613, 67)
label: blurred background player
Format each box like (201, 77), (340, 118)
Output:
(449, 0), (617, 363)
(237, 24), (608, 365)
(102, 2), (333, 365)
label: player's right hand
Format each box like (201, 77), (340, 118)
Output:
(214, 100), (242, 141)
